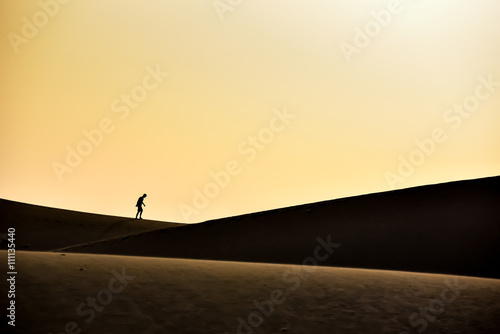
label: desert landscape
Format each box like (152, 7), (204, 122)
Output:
(1, 176), (499, 334)
(2, 1), (500, 333)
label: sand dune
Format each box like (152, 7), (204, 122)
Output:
(0, 199), (184, 251)
(2, 251), (499, 334)
(60, 176), (500, 279)
(2, 177), (499, 333)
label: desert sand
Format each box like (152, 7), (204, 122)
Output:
(2, 251), (500, 334)
(1, 176), (499, 333)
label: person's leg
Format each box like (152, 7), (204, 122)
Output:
(139, 207), (143, 219)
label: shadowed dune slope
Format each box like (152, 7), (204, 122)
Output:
(0, 199), (184, 251)
(62, 176), (500, 279)
(1, 251), (499, 334)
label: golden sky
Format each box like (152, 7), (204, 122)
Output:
(1, 0), (499, 223)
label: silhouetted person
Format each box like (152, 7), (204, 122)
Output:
(135, 194), (147, 219)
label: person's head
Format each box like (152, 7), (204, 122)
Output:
(143, 194), (147, 198)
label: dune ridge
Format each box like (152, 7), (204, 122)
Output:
(59, 176), (500, 279)
(0, 198), (184, 251)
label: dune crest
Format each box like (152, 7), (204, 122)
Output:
(61, 176), (500, 279)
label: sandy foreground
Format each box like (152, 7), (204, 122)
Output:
(1, 251), (499, 334)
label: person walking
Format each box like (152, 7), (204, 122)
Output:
(135, 194), (147, 219)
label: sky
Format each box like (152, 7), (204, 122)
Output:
(1, 0), (499, 223)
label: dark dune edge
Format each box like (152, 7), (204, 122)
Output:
(61, 176), (500, 279)
(0, 199), (185, 251)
